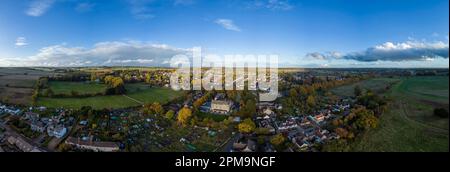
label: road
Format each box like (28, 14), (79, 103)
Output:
(220, 133), (241, 152)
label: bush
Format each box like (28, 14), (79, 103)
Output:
(434, 108), (449, 118)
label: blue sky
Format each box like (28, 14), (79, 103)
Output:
(0, 0), (448, 67)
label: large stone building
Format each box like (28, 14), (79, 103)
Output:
(210, 100), (233, 114)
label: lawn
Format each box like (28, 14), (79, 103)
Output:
(350, 76), (449, 152)
(37, 83), (184, 109)
(46, 81), (107, 95)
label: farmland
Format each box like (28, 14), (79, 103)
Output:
(44, 81), (107, 95)
(349, 76), (449, 152)
(331, 77), (401, 97)
(37, 83), (184, 109)
(0, 68), (52, 105)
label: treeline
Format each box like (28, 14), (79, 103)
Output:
(50, 73), (90, 82)
(41, 88), (107, 98)
(31, 77), (49, 105)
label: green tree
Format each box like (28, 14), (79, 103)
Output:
(238, 118), (256, 134)
(306, 95), (316, 108)
(354, 85), (363, 97)
(270, 133), (286, 147)
(353, 107), (378, 130)
(45, 88), (54, 97)
(165, 110), (175, 119)
(71, 90), (79, 97)
(177, 107), (193, 126)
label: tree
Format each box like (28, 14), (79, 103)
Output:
(151, 102), (165, 115)
(193, 93), (211, 110)
(352, 106), (378, 130)
(31, 90), (38, 106)
(270, 133), (286, 146)
(177, 107), (193, 126)
(289, 88), (298, 97)
(165, 110), (175, 119)
(238, 118), (256, 134)
(306, 95), (316, 108)
(335, 127), (350, 138)
(299, 86), (308, 96)
(71, 90), (79, 97)
(255, 127), (271, 135)
(354, 85), (363, 97)
(145, 73), (151, 84)
(104, 76), (126, 94)
(45, 88), (54, 97)
(239, 99), (256, 118)
(154, 103), (164, 115)
(90, 73), (97, 82)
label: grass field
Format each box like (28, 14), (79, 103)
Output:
(350, 76), (449, 152)
(46, 81), (107, 95)
(331, 77), (401, 97)
(37, 83), (184, 109)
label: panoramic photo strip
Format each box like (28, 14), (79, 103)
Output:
(0, 0), (448, 170)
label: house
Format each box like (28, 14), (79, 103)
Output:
(79, 120), (88, 126)
(47, 125), (67, 138)
(210, 100), (232, 114)
(233, 139), (257, 152)
(262, 108), (274, 116)
(277, 118), (299, 132)
(314, 114), (325, 123)
(65, 137), (120, 152)
(242, 139), (257, 152)
(30, 121), (45, 133)
(259, 119), (276, 133)
(24, 112), (39, 121)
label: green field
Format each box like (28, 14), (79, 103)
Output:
(46, 81), (107, 95)
(37, 83), (184, 109)
(350, 76), (449, 152)
(331, 77), (401, 97)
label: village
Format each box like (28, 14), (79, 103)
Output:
(0, 68), (363, 152)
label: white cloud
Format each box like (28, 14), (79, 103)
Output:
(26, 0), (55, 17)
(250, 0), (294, 11)
(174, 0), (195, 5)
(215, 19), (241, 32)
(1, 41), (192, 67)
(307, 39), (449, 62)
(15, 37), (28, 47)
(127, 0), (155, 20)
(75, 2), (95, 12)
(306, 51), (342, 60)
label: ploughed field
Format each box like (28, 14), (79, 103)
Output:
(37, 82), (184, 109)
(345, 76), (449, 152)
(0, 68), (52, 105)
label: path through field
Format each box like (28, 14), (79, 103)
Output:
(350, 76), (449, 152)
(122, 94), (144, 105)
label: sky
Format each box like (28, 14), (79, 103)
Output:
(0, 0), (448, 68)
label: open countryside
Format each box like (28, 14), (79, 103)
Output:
(37, 83), (183, 109)
(340, 76), (449, 152)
